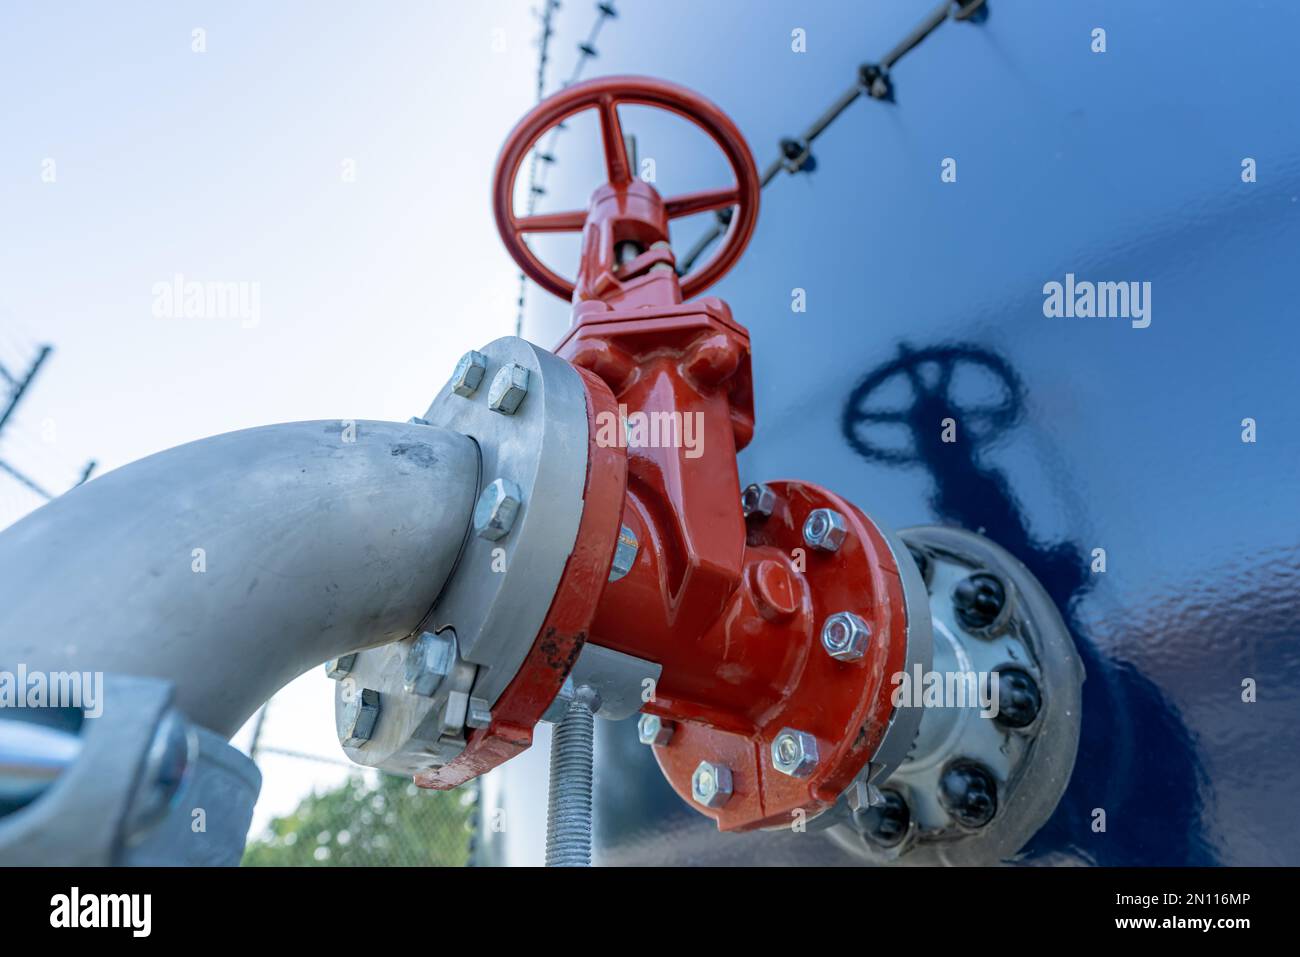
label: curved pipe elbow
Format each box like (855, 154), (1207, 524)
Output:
(0, 419), (478, 738)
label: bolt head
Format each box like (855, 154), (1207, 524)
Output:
(855, 788), (911, 847)
(802, 508), (848, 551)
(338, 687), (381, 747)
(953, 573), (1006, 630)
(608, 525), (639, 582)
(740, 483), (777, 519)
(691, 761), (733, 808)
(474, 477), (523, 541)
(770, 728), (819, 777)
(939, 762), (998, 828)
(992, 668), (1042, 729)
(403, 631), (457, 697)
(637, 713), (674, 746)
(487, 362), (530, 414)
(324, 654), (357, 680)
(450, 350), (487, 397)
(821, 611), (872, 661)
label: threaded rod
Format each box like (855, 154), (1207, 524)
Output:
(545, 693), (596, 867)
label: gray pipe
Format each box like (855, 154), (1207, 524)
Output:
(0, 419), (478, 738)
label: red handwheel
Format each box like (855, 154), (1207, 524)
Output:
(493, 75), (761, 302)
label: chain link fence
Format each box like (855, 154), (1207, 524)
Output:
(242, 747), (478, 867)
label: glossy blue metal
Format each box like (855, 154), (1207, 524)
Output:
(495, 0), (1300, 866)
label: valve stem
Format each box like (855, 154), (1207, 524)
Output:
(545, 687), (599, 866)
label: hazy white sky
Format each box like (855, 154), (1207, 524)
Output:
(1, 1), (550, 835)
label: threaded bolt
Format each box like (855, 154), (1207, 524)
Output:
(545, 687), (600, 867)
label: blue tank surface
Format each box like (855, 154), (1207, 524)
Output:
(490, 0), (1300, 866)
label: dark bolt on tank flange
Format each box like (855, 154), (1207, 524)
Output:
(854, 788), (911, 847)
(992, 667), (1042, 729)
(938, 762), (998, 828)
(952, 572), (1006, 630)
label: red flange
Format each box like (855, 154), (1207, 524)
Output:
(645, 482), (908, 830)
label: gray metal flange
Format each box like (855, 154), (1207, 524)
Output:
(333, 337), (591, 776)
(860, 525), (934, 791)
(826, 525), (1085, 865)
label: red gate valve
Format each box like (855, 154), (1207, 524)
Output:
(417, 76), (927, 833)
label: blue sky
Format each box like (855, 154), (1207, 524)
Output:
(1, 0), (550, 834)
(1, 2), (541, 509)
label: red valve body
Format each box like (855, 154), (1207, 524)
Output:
(557, 292), (907, 830)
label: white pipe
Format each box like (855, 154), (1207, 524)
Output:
(0, 420), (478, 737)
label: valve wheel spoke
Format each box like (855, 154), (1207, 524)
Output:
(514, 209), (588, 234)
(664, 186), (741, 219)
(597, 95), (633, 186)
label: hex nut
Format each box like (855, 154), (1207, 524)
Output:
(821, 610), (872, 661)
(608, 525), (639, 582)
(741, 483), (777, 519)
(487, 362), (530, 414)
(339, 687), (381, 747)
(803, 508), (848, 551)
(637, 713), (674, 746)
(324, 654), (357, 680)
(691, 761), (733, 808)
(466, 696), (493, 729)
(450, 350), (487, 397)
(771, 728), (819, 777)
(403, 631), (457, 697)
(474, 478), (523, 541)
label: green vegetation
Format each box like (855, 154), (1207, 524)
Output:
(242, 772), (473, 867)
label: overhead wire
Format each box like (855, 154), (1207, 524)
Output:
(513, 1), (620, 335)
(509, 0), (988, 325)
